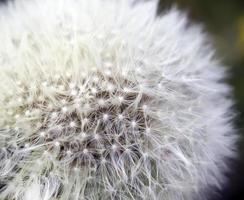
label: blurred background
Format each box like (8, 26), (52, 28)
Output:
(158, 0), (244, 199)
(0, 0), (243, 199)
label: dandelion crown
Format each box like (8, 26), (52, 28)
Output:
(0, 0), (236, 199)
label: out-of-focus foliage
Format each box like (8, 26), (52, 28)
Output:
(238, 16), (244, 57)
(159, 0), (244, 199)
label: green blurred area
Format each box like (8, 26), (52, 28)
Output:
(159, 0), (244, 199)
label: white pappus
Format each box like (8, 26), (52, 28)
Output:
(0, 0), (236, 199)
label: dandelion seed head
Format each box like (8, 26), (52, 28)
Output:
(0, 0), (236, 199)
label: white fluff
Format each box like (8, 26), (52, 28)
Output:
(0, 0), (236, 199)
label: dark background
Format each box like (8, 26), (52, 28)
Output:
(0, 0), (243, 199)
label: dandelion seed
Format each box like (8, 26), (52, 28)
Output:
(40, 131), (46, 137)
(94, 134), (100, 140)
(73, 167), (79, 172)
(143, 152), (149, 158)
(91, 87), (97, 94)
(54, 141), (60, 147)
(131, 120), (137, 128)
(58, 85), (65, 90)
(51, 112), (58, 118)
(69, 121), (76, 128)
(101, 158), (107, 164)
(54, 74), (60, 80)
(118, 96), (124, 102)
(62, 107), (68, 113)
(125, 148), (131, 153)
(66, 72), (72, 78)
(61, 99), (67, 105)
(25, 110), (31, 116)
(97, 34), (104, 40)
(98, 98), (105, 106)
(118, 114), (124, 120)
(66, 150), (72, 155)
(107, 84), (114, 91)
(103, 113), (109, 121)
(7, 110), (13, 116)
(42, 81), (48, 87)
(69, 83), (76, 89)
(92, 76), (99, 83)
(71, 90), (78, 96)
(24, 143), (30, 148)
(123, 87), (130, 93)
(17, 97), (22, 103)
(142, 104), (148, 111)
(146, 128), (151, 134)
(14, 114), (20, 119)
(83, 118), (89, 124)
(111, 144), (118, 151)
(83, 148), (88, 154)
(81, 132), (87, 139)
(104, 61), (113, 68)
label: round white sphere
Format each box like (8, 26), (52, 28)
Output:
(0, 0), (236, 199)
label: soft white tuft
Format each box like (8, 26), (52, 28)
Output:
(0, 0), (236, 199)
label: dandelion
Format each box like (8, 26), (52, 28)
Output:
(0, 0), (236, 199)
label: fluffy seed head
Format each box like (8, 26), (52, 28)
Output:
(0, 0), (236, 200)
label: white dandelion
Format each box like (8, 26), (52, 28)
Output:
(0, 0), (236, 199)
